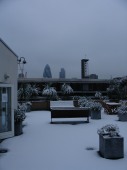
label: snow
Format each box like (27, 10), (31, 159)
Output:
(0, 101), (127, 170)
(50, 100), (74, 107)
(106, 102), (121, 106)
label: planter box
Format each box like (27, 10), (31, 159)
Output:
(99, 134), (124, 159)
(118, 114), (127, 122)
(26, 105), (31, 112)
(31, 100), (50, 111)
(15, 122), (23, 136)
(91, 110), (101, 119)
(73, 100), (79, 107)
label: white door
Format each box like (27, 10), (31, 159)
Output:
(0, 84), (14, 139)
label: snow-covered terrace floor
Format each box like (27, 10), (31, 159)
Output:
(0, 101), (127, 170)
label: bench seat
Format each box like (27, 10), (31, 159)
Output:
(50, 107), (90, 123)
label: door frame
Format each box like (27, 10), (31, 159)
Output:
(0, 84), (14, 139)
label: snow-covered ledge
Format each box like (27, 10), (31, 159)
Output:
(50, 100), (74, 108)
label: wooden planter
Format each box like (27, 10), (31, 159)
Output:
(31, 100), (50, 111)
(15, 121), (23, 136)
(99, 134), (124, 159)
(91, 110), (101, 119)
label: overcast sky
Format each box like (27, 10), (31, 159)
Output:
(0, 0), (127, 79)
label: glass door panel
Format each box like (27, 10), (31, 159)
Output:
(0, 85), (13, 138)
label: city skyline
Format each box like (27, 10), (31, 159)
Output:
(0, 0), (127, 79)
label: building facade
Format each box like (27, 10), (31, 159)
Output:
(59, 68), (66, 78)
(81, 59), (89, 79)
(0, 38), (18, 139)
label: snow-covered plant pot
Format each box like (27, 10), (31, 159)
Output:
(14, 105), (26, 136)
(91, 110), (101, 119)
(90, 101), (102, 119)
(97, 124), (124, 159)
(26, 102), (32, 112)
(73, 100), (79, 107)
(15, 121), (23, 136)
(116, 105), (127, 121)
(73, 96), (80, 107)
(78, 97), (101, 119)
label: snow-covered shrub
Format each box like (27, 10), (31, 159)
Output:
(31, 84), (40, 96)
(42, 84), (58, 100)
(61, 83), (73, 94)
(78, 97), (89, 107)
(18, 84), (40, 100)
(18, 87), (24, 99)
(73, 96), (80, 100)
(90, 101), (102, 111)
(107, 77), (127, 100)
(95, 91), (102, 99)
(26, 101), (32, 106)
(97, 124), (120, 137)
(79, 98), (102, 111)
(18, 103), (27, 113)
(14, 104), (26, 122)
(115, 104), (127, 115)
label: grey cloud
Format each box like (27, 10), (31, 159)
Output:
(0, 0), (127, 79)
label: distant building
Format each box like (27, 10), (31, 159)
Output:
(59, 68), (66, 78)
(89, 74), (98, 79)
(43, 64), (52, 78)
(81, 59), (89, 79)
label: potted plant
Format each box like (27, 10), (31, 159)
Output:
(14, 105), (26, 136)
(25, 101), (32, 112)
(115, 104), (127, 121)
(97, 124), (124, 159)
(33, 84), (58, 111)
(78, 97), (89, 107)
(73, 96), (80, 107)
(90, 101), (102, 119)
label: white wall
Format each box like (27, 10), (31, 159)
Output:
(0, 39), (18, 109)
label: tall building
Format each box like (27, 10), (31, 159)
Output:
(59, 68), (66, 78)
(43, 64), (52, 78)
(81, 59), (89, 79)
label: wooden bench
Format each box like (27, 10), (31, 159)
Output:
(50, 107), (90, 123)
(98, 100), (112, 114)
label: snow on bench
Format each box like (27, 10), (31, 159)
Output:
(50, 100), (74, 107)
